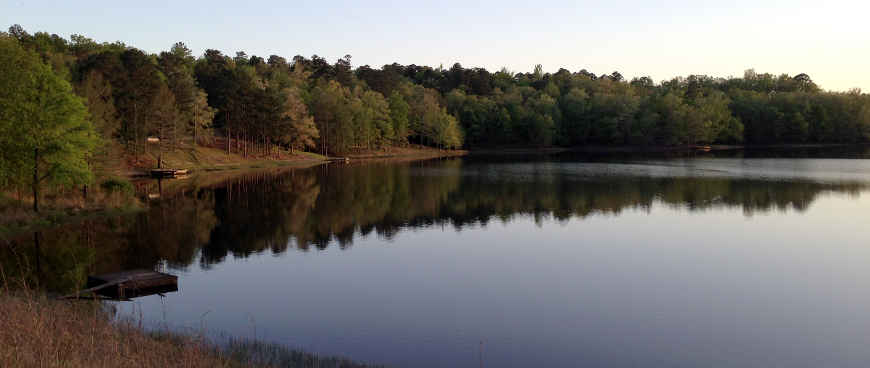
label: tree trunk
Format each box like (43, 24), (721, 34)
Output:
(226, 111), (231, 154)
(32, 148), (39, 213)
(133, 102), (138, 154)
(176, 117), (180, 149)
(193, 108), (198, 146)
(33, 232), (41, 283)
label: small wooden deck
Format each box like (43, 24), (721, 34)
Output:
(150, 168), (189, 178)
(84, 269), (178, 299)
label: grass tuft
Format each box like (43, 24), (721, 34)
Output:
(221, 337), (385, 368)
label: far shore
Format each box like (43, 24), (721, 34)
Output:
(4, 142), (864, 237)
(124, 145), (469, 178)
(468, 143), (865, 155)
(123, 142), (869, 178)
(573, 143), (862, 153)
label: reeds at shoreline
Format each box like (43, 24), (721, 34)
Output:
(0, 278), (382, 368)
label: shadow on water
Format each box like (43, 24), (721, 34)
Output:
(3, 154), (870, 293)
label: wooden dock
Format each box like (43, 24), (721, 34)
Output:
(150, 168), (189, 178)
(83, 269), (178, 299)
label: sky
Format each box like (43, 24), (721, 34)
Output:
(3, 0), (868, 92)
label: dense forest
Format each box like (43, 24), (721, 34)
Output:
(3, 24), (870, 210)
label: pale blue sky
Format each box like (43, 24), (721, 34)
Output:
(3, 0), (868, 91)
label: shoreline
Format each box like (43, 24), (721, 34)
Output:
(573, 143), (862, 153)
(127, 157), (327, 178)
(4, 143), (865, 237)
(1, 147), (466, 237)
(125, 145), (468, 178)
(123, 143), (868, 177)
(468, 143), (864, 155)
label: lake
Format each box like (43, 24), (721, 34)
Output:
(7, 148), (870, 367)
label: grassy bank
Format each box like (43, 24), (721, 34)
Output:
(0, 288), (383, 367)
(467, 146), (571, 156)
(0, 289), (236, 368)
(0, 144), (463, 236)
(343, 145), (467, 160)
(127, 144), (327, 176)
(128, 143), (467, 174)
(1, 144), (316, 236)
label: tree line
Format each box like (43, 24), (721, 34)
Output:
(438, 67), (870, 147)
(3, 25), (464, 159)
(3, 24), (870, 210)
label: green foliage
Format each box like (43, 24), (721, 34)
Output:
(388, 91), (410, 145)
(158, 42), (200, 147)
(76, 70), (120, 140)
(191, 89), (216, 143)
(310, 80), (354, 155)
(358, 89), (395, 148)
(100, 177), (133, 194)
(280, 87), (318, 152)
(0, 35), (37, 187)
(0, 35), (98, 210)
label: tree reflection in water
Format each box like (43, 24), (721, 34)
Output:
(3, 157), (867, 293)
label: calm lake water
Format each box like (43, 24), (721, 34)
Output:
(8, 148), (870, 367)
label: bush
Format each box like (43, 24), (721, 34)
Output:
(100, 178), (133, 194)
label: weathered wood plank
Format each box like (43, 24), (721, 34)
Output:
(58, 277), (133, 300)
(150, 169), (189, 178)
(82, 269), (178, 299)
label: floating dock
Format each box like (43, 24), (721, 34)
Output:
(150, 168), (189, 178)
(84, 269), (178, 299)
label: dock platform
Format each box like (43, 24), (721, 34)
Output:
(85, 269), (178, 299)
(150, 168), (189, 178)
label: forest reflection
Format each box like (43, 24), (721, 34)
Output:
(3, 158), (867, 293)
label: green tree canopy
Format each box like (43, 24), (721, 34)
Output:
(0, 35), (97, 211)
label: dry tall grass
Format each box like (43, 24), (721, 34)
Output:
(0, 282), (383, 367)
(0, 289), (241, 368)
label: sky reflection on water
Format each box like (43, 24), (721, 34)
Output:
(8, 154), (870, 367)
